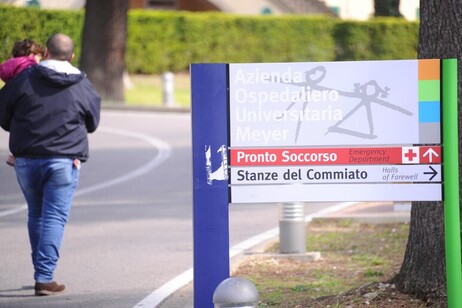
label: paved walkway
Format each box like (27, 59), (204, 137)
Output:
(157, 201), (411, 307)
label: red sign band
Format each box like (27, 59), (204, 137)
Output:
(230, 146), (441, 166)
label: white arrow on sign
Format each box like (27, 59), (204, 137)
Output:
(423, 148), (439, 163)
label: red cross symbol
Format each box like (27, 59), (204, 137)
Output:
(402, 147), (420, 164)
(404, 149), (417, 161)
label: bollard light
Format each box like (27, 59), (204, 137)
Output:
(279, 202), (306, 254)
(162, 71), (174, 107)
(213, 277), (259, 308)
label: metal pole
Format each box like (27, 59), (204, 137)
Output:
(279, 202), (306, 254)
(442, 58), (462, 308)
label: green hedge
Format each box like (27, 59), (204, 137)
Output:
(334, 18), (418, 61)
(0, 6), (84, 64)
(0, 5), (418, 74)
(126, 11), (337, 73)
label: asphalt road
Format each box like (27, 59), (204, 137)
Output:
(0, 109), (331, 308)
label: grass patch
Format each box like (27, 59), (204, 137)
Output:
(233, 219), (411, 307)
(1, 73), (192, 108)
(125, 73), (190, 108)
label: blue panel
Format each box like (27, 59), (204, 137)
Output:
(419, 101), (440, 123)
(191, 63), (230, 308)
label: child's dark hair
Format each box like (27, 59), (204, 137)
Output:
(12, 39), (44, 58)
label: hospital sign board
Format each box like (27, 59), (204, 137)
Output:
(229, 60), (441, 147)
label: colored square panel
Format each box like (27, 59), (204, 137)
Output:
(419, 122), (440, 144)
(419, 80), (440, 101)
(419, 101), (440, 123)
(419, 59), (440, 80)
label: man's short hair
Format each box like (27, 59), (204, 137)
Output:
(46, 33), (74, 61)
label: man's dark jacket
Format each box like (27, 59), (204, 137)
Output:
(0, 64), (100, 162)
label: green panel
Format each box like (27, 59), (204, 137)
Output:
(418, 80), (440, 101)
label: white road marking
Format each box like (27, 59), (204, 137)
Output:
(1, 123), (358, 308)
(0, 126), (172, 218)
(133, 202), (358, 308)
(74, 127), (172, 196)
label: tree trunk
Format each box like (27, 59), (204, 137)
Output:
(80, 0), (128, 102)
(392, 202), (446, 301)
(392, 0), (462, 304)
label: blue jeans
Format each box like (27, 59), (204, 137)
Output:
(14, 157), (80, 283)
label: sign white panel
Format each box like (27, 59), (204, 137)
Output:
(229, 61), (422, 147)
(230, 164), (441, 185)
(230, 183), (442, 203)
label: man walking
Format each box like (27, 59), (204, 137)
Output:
(0, 33), (101, 296)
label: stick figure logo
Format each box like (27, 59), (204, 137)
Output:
(205, 145), (228, 185)
(279, 65), (413, 143)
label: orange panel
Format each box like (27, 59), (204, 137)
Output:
(418, 59), (440, 80)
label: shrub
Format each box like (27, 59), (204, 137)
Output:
(0, 5), (418, 74)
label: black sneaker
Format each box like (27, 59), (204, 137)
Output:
(34, 281), (66, 296)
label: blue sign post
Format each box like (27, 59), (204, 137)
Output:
(191, 64), (230, 307)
